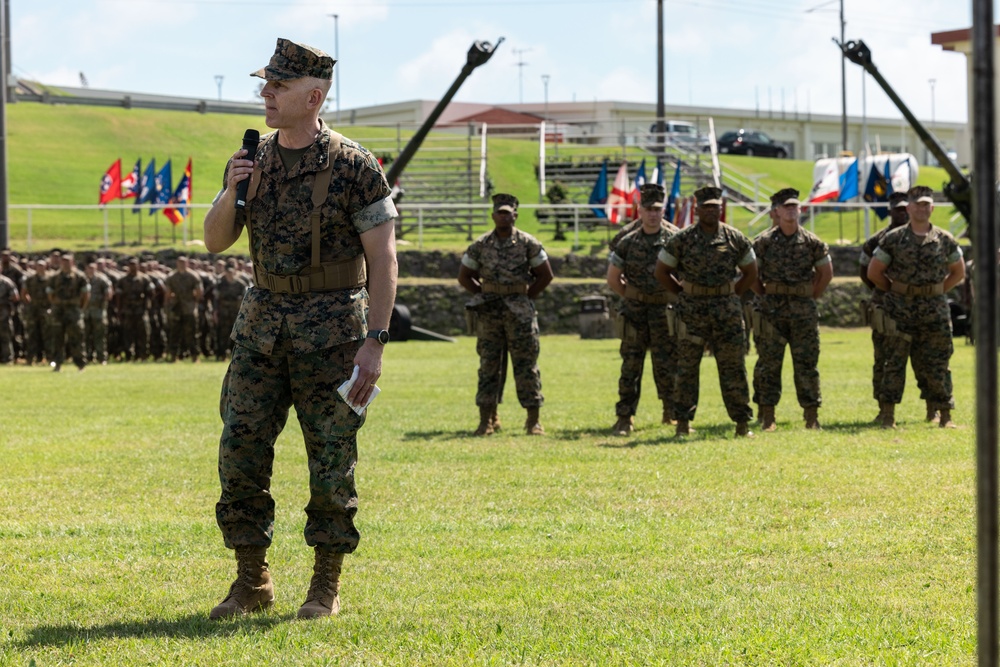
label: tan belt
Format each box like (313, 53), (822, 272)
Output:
(624, 284), (676, 304)
(481, 282), (529, 295)
(682, 282), (734, 297)
(890, 281), (944, 297)
(764, 282), (812, 297)
(253, 255), (367, 294)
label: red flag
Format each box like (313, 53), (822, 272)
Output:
(720, 197), (727, 223)
(99, 159), (122, 205)
(163, 158), (192, 226)
(121, 158), (140, 199)
(607, 162), (633, 225)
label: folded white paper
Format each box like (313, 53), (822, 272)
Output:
(337, 365), (380, 415)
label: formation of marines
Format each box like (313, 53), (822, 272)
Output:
(2, 185), (964, 435)
(0, 250), (251, 369)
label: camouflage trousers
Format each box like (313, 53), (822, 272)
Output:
(22, 305), (48, 362)
(752, 313), (821, 408)
(120, 309), (150, 360)
(871, 329), (928, 402)
(0, 314), (11, 363)
(84, 307), (109, 363)
(475, 305), (543, 408)
(216, 331), (365, 552)
(616, 303), (675, 417)
(879, 310), (954, 410)
(168, 309), (199, 358)
(673, 295), (753, 424)
(50, 304), (85, 369)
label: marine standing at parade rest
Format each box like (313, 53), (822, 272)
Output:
(654, 185), (758, 437)
(20, 260), (49, 365)
(859, 192), (934, 424)
(606, 183), (680, 436)
(867, 185), (965, 429)
(116, 258), (154, 361)
(46, 253), (90, 372)
(204, 38), (398, 620)
(749, 188), (833, 430)
(164, 256), (204, 363)
(459, 193), (554, 436)
(83, 262), (113, 365)
(0, 271), (18, 364)
(213, 260), (249, 361)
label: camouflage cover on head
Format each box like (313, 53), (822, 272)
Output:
(769, 188), (800, 206)
(693, 186), (723, 206)
(638, 183), (666, 208)
(889, 192), (908, 208)
(492, 193), (519, 213)
(907, 185), (934, 204)
(251, 38), (335, 81)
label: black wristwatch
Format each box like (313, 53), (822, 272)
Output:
(366, 329), (390, 345)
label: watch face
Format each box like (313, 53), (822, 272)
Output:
(378, 329), (390, 345)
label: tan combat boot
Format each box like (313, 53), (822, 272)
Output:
(662, 400), (676, 425)
(735, 422), (754, 438)
(758, 405), (777, 432)
(297, 548), (344, 619)
(612, 415), (634, 436)
(490, 405), (502, 432)
(926, 401), (940, 424)
(938, 409), (957, 429)
(474, 405), (495, 437)
(525, 407), (545, 435)
(209, 546), (275, 620)
(872, 402), (886, 425)
(880, 403), (896, 430)
(804, 406), (821, 430)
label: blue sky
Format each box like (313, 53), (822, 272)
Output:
(12, 0), (980, 123)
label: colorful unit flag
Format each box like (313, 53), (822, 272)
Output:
(863, 162), (890, 219)
(607, 162), (633, 224)
(121, 159), (140, 199)
(588, 160), (609, 219)
(837, 159), (859, 202)
(163, 159), (192, 225)
(666, 161), (682, 222)
(151, 160), (173, 214)
(807, 162), (840, 204)
(99, 159), (122, 205)
(631, 159), (647, 218)
(134, 159), (156, 213)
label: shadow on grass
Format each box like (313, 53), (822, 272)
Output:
(400, 430), (471, 440)
(16, 612), (296, 648)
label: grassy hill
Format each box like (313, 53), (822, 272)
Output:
(4, 103), (963, 254)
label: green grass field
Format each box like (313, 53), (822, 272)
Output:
(4, 104), (966, 256)
(0, 330), (977, 665)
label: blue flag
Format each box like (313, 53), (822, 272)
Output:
(666, 160), (682, 221)
(837, 159), (859, 202)
(134, 158), (156, 213)
(634, 158), (647, 191)
(863, 161), (890, 219)
(884, 157), (893, 196)
(151, 160), (173, 214)
(589, 160), (608, 219)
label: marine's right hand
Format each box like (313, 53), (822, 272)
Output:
(225, 148), (255, 193)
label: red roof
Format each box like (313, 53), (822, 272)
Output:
(931, 25), (1000, 51)
(447, 107), (545, 125)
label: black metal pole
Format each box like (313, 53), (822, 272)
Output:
(656, 0), (665, 140)
(972, 3), (999, 665)
(0, 0), (9, 250)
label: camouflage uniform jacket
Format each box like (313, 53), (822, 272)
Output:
(47, 269), (90, 304)
(859, 223), (905, 306)
(873, 225), (963, 323)
(610, 222), (680, 306)
(117, 273), (154, 312)
(607, 219), (641, 256)
(753, 225), (830, 319)
(462, 227), (548, 322)
(164, 271), (202, 314)
(88, 273), (113, 308)
(223, 120), (395, 355)
(0, 274), (17, 319)
(658, 223), (755, 287)
(24, 271), (49, 306)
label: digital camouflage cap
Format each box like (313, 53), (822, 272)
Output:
(492, 193), (519, 213)
(907, 185), (934, 204)
(693, 186), (723, 206)
(251, 38), (335, 81)
(638, 183), (666, 208)
(889, 191), (908, 208)
(769, 188), (800, 207)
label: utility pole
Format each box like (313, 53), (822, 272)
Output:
(541, 74), (550, 119)
(214, 75), (224, 101)
(513, 47), (531, 104)
(839, 0), (846, 153)
(656, 0), (665, 141)
(0, 0), (8, 249)
(328, 13), (340, 123)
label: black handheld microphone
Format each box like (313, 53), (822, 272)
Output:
(234, 129), (260, 210)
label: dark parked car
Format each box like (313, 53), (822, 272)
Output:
(713, 129), (788, 158)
